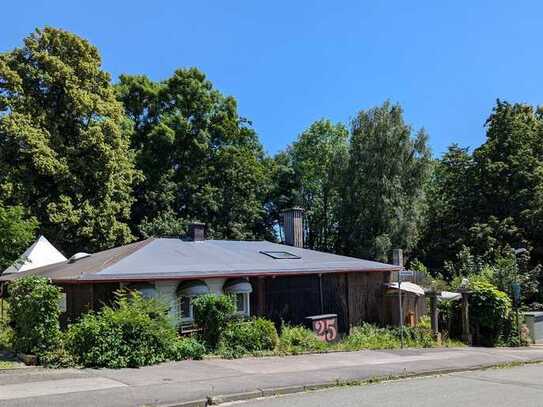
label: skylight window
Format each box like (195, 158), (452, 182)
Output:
(259, 251), (301, 259)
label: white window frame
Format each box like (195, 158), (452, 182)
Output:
(233, 292), (250, 317)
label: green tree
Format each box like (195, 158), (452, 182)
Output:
(116, 69), (270, 239)
(416, 145), (476, 273)
(0, 27), (138, 253)
(472, 100), (543, 260)
(263, 152), (298, 242)
(274, 119), (348, 250)
(338, 102), (431, 261)
(0, 205), (38, 270)
(416, 101), (543, 278)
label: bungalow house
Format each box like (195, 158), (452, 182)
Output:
(0, 209), (425, 333)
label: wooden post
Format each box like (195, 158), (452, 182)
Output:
(392, 249), (404, 348)
(428, 290), (441, 344)
(460, 290), (472, 345)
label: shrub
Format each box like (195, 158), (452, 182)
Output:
(341, 321), (436, 351)
(40, 344), (77, 368)
(342, 323), (399, 350)
(192, 294), (236, 350)
(0, 301), (13, 350)
(396, 325), (435, 348)
(218, 318), (279, 358)
(0, 323), (13, 350)
(469, 281), (512, 346)
(66, 291), (180, 368)
(172, 336), (206, 360)
(8, 276), (62, 355)
(278, 325), (327, 354)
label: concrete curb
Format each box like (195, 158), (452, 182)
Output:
(160, 400), (207, 407)
(260, 385), (305, 397)
(156, 358), (543, 407)
(208, 391), (264, 405)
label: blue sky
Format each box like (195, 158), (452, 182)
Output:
(2, 1), (542, 156)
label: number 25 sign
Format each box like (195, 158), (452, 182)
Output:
(313, 317), (338, 342)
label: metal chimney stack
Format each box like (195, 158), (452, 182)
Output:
(281, 208), (304, 248)
(188, 223), (205, 241)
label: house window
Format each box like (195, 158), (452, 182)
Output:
(126, 282), (156, 299)
(235, 292), (250, 315)
(224, 279), (252, 317)
(176, 280), (210, 323)
(178, 296), (193, 321)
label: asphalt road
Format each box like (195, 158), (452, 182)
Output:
(235, 363), (543, 407)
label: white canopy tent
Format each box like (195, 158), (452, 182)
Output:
(2, 236), (67, 275)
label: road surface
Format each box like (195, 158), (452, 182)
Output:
(236, 363), (543, 407)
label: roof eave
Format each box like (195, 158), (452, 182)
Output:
(41, 265), (400, 284)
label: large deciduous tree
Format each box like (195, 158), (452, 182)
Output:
(275, 119), (348, 251)
(116, 69), (270, 239)
(471, 101), (543, 259)
(416, 100), (543, 277)
(416, 145), (476, 273)
(0, 28), (138, 254)
(338, 102), (431, 262)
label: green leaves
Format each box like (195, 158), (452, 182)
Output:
(0, 205), (38, 270)
(417, 100), (543, 286)
(65, 291), (184, 368)
(338, 102), (432, 260)
(117, 68), (270, 240)
(0, 27), (138, 254)
(8, 276), (62, 355)
(289, 120), (348, 251)
(192, 294), (236, 350)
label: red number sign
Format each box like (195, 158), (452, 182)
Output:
(313, 318), (338, 342)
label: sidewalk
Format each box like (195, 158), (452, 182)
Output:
(2, 347), (543, 406)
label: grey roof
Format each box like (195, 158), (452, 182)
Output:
(0, 238), (399, 283)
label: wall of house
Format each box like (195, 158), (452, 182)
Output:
(60, 283), (119, 327)
(154, 278), (227, 321)
(250, 271), (399, 334)
(59, 273), (425, 332)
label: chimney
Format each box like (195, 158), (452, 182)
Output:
(188, 223), (205, 241)
(281, 208), (304, 248)
(392, 249), (403, 267)
(391, 248), (404, 283)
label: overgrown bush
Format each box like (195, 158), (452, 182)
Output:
(192, 294), (236, 350)
(277, 325), (327, 354)
(0, 301), (13, 350)
(397, 325), (435, 348)
(341, 323), (399, 350)
(0, 323), (13, 350)
(172, 336), (206, 360)
(40, 343), (77, 368)
(469, 281), (512, 346)
(66, 291), (182, 368)
(341, 321), (435, 351)
(8, 276), (62, 355)
(218, 318), (279, 358)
